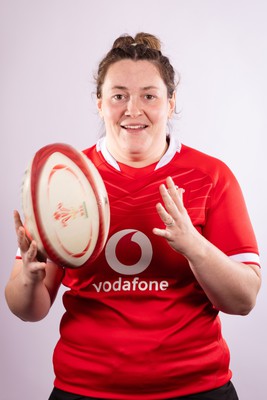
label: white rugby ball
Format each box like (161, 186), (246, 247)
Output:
(22, 143), (110, 268)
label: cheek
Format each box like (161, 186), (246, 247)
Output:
(102, 104), (122, 122)
(149, 106), (169, 124)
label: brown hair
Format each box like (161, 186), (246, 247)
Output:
(96, 32), (178, 99)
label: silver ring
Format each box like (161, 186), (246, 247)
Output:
(164, 218), (175, 227)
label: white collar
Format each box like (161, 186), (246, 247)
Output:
(96, 133), (182, 171)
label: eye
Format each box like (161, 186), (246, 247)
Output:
(144, 94), (156, 100)
(112, 94), (125, 101)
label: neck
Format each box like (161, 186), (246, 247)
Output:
(107, 141), (169, 168)
(105, 136), (169, 168)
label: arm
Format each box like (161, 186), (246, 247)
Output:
(153, 177), (261, 315)
(5, 211), (64, 322)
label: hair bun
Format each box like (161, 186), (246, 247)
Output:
(112, 35), (135, 49)
(112, 32), (161, 51)
(134, 32), (161, 51)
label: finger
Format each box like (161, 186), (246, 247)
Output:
(22, 240), (47, 277)
(17, 226), (31, 253)
(155, 202), (176, 228)
(166, 176), (184, 196)
(156, 202), (170, 221)
(14, 210), (24, 232)
(159, 184), (179, 216)
(14, 210), (32, 251)
(152, 227), (172, 240)
(174, 187), (185, 210)
(166, 176), (177, 192)
(165, 177), (185, 210)
(26, 240), (38, 262)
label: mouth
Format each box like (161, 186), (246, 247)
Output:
(120, 124), (148, 131)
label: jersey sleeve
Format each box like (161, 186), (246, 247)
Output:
(203, 161), (260, 266)
(16, 248), (22, 259)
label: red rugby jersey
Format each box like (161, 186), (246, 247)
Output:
(52, 135), (260, 399)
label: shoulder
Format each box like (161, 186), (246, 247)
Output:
(82, 143), (104, 169)
(179, 144), (236, 184)
(180, 144), (228, 168)
(82, 143), (97, 158)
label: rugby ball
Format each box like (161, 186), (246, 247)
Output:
(22, 143), (110, 268)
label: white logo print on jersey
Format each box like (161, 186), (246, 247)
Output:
(91, 229), (169, 293)
(105, 229), (153, 275)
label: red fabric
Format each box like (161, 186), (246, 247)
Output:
(52, 143), (259, 399)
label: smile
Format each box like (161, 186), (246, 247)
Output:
(121, 125), (148, 130)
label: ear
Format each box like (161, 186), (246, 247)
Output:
(97, 98), (103, 118)
(168, 92), (176, 119)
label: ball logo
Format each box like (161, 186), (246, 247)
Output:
(105, 229), (153, 275)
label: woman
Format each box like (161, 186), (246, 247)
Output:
(5, 32), (261, 400)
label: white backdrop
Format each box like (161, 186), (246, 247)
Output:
(1, 1), (266, 399)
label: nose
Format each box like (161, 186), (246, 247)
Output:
(124, 97), (142, 118)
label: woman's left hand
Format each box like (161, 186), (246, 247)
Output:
(153, 176), (199, 255)
(153, 177), (261, 315)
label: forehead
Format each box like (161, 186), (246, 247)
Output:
(103, 59), (166, 90)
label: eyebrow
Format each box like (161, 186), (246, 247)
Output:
(111, 85), (159, 91)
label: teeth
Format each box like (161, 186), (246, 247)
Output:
(123, 125), (146, 129)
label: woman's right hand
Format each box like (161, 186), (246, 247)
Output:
(5, 211), (63, 321)
(14, 210), (47, 284)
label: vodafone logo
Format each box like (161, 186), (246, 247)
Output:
(92, 229), (169, 293)
(105, 229), (153, 275)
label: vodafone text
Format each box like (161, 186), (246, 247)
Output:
(92, 277), (169, 293)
